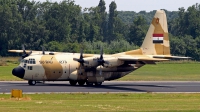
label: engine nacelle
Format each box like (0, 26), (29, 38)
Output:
(84, 57), (99, 67)
(104, 57), (124, 67)
(96, 66), (134, 72)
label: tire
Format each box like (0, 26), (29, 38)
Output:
(94, 82), (102, 86)
(28, 80), (36, 85)
(78, 80), (86, 86)
(69, 80), (77, 86)
(86, 81), (93, 86)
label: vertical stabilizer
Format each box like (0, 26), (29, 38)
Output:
(141, 10), (170, 55)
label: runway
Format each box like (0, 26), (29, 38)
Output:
(0, 81), (200, 93)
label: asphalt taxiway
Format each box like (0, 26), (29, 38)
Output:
(0, 81), (200, 93)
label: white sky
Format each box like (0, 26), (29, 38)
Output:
(34, 0), (200, 12)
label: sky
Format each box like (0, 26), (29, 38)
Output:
(34, 0), (200, 12)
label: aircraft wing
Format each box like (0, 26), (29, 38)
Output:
(118, 56), (169, 61)
(9, 50), (42, 53)
(8, 50), (62, 54)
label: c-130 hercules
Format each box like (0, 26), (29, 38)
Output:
(9, 10), (189, 86)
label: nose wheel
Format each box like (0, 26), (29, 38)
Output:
(28, 80), (36, 85)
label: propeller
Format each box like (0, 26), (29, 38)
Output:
(20, 45), (32, 60)
(96, 47), (109, 75)
(73, 49), (88, 75)
(41, 46), (45, 55)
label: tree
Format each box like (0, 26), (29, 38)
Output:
(107, 1), (117, 41)
(98, 0), (107, 38)
(128, 16), (148, 46)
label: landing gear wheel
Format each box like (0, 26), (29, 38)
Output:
(69, 80), (77, 86)
(86, 81), (93, 86)
(28, 80), (36, 85)
(94, 82), (102, 86)
(78, 80), (86, 86)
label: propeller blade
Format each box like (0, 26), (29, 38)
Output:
(100, 65), (102, 75)
(104, 61), (109, 65)
(100, 47), (103, 60)
(22, 44), (26, 54)
(80, 49), (83, 59)
(97, 47), (106, 66)
(73, 48), (87, 75)
(79, 64), (82, 75)
(28, 50), (32, 55)
(41, 46), (45, 55)
(73, 58), (79, 61)
(20, 44), (32, 59)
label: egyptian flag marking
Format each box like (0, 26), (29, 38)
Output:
(152, 34), (164, 43)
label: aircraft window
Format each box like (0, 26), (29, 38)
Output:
(21, 59), (24, 63)
(24, 60), (28, 63)
(28, 66), (33, 70)
(28, 58), (36, 64)
(23, 64), (26, 68)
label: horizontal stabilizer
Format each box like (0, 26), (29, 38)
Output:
(153, 55), (191, 59)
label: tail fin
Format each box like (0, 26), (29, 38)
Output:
(141, 10), (170, 55)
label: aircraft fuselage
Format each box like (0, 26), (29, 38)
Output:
(12, 53), (140, 85)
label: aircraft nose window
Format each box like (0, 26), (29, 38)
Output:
(21, 59), (24, 63)
(24, 60), (28, 63)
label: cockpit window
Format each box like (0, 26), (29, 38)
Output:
(21, 59), (24, 63)
(28, 58), (36, 64)
(24, 60), (28, 63)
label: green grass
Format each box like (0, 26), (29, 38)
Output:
(119, 63), (200, 81)
(0, 57), (22, 81)
(0, 93), (200, 112)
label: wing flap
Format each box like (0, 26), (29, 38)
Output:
(118, 57), (169, 61)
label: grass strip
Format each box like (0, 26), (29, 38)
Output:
(0, 93), (200, 112)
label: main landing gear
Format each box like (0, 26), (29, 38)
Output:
(28, 80), (36, 85)
(69, 80), (102, 86)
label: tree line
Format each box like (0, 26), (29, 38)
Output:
(0, 0), (200, 60)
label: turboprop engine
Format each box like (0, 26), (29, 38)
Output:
(96, 65), (134, 72)
(83, 57), (99, 67)
(103, 57), (124, 67)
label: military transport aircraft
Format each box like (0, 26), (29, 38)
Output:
(9, 10), (189, 86)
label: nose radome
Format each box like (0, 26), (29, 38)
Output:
(12, 66), (25, 79)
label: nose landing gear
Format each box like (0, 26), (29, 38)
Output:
(28, 80), (36, 85)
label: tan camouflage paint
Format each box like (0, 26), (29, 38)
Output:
(40, 55), (63, 80)
(141, 10), (170, 55)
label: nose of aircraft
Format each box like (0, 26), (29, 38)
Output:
(12, 66), (25, 79)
